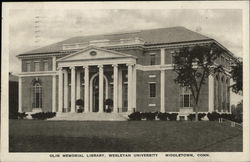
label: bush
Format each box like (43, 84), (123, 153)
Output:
(128, 112), (142, 121)
(77, 109), (83, 113)
(207, 112), (220, 121)
(76, 99), (84, 107)
(157, 112), (168, 121)
(168, 113), (178, 121)
(142, 112), (157, 120)
(18, 112), (28, 119)
(220, 113), (242, 123)
(105, 99), (113, 113)
(187, 114), (195, 121)
(31, 112), (56, 120)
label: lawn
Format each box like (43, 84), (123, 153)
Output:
(9, 120), (242, 152)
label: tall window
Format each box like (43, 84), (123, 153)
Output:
(26, 62), (31, 72)
(149, 83), (156, 97)
(44, 61), (48, 71)
(124, 84), (128, 107)
(180, 86), (192, 108)
(150, 54), (156, 65)
(34, 62), (40, 71)
(33, 82), (42, 108)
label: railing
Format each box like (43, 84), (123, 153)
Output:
(62, 37), (145, 50)
(219, 118), (242, 129)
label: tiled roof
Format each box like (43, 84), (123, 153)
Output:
(19, 26), (212, 55)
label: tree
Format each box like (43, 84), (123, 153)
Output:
(230, 59), (242, 94)
(105, 99), (113, 113)
(76, 99), (84, 113)
(173, 43), (225, 121)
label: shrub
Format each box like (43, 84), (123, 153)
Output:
(31, 112), (56, 120)
(187, 113), (206, 121)
(76, 99), (84, 107)
(168, 113), (178, 121)
(18, 112), (28, 119)
(157, 112), (168, 121)
(105, 99), (113, 113)
(77, 109), (83, 113)
(142, 112), (157, 120)
(187, 114), (195, 121)
(128, 112), (142, 121)
(198, 113), (207, 120)
(207, 112), (220, 121)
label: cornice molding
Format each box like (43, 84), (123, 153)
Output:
(18, 71), (58, 77)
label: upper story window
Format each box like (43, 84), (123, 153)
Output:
(149, 82), (156, 97)
(44, 60), (48, 71)
(150, 54), (156, 65)
(34, 61), (40, 71)
(26, 62), (31, 72)
(180, 86), (192, 108)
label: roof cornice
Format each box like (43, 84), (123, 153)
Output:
(16, 39), (235, 59)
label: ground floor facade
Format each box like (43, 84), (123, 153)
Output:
(18, 47), (231, 119)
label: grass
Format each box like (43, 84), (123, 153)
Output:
(9, 120), (242, 152)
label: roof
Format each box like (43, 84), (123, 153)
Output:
(19, 26), (212, 55)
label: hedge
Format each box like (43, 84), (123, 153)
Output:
(31, 112), (56, 120)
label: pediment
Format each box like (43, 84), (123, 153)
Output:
(57, 46), (136, 62)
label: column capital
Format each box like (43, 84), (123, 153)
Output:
(97, 65), (103, 69)
(70, 66), (75, 70)
(126, 63), (135, 67)
(83, 65), (89, 69)
(112, 64), (118, 68)
(57, 67), (63, 71)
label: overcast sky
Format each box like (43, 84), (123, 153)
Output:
(8, 9), (242, 74)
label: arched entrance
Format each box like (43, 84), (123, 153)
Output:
(89, 73), (108, 112)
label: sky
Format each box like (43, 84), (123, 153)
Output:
(7, 7), (243, 104)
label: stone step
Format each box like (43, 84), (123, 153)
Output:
(49, 112), (130, 121)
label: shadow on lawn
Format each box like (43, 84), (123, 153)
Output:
(9, 135), (133, 152)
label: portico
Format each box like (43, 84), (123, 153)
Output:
(56, 46), (137, 113)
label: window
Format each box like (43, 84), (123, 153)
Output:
(33, 82), (42, 108)
(44, 61), (48, 71)
(34, 62), (40, 71)
(180, 86), (192, 108)
(150, 54), (156, 65)
(149, 83), (156, 97)
(170, 50), (175, 64)
(26, 62), (31, 72)
(123, 84), (128, 107)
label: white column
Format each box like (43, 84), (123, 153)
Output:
(98, 65), (104, 113)
(118, 68), (123, 111)
(127, 64), (133, 112)
(160, 48), (165, 65)
(160, 70), (165, 112)
(84, 66), (89, 112)
(113, 64), (118, 112)
(76, 70), (81, 100)
(18, 77), (22, 112)
(132, 65), (137, 110)
(58, 67), (63, 112)
(52, 56), (56, 71)
(52, 75), (56, 112)
(63, 69), (69, 111)
(208, 75), (214, 112)
(70, 66), (76, 113)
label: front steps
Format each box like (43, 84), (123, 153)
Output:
(48, 112), (129, 121)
